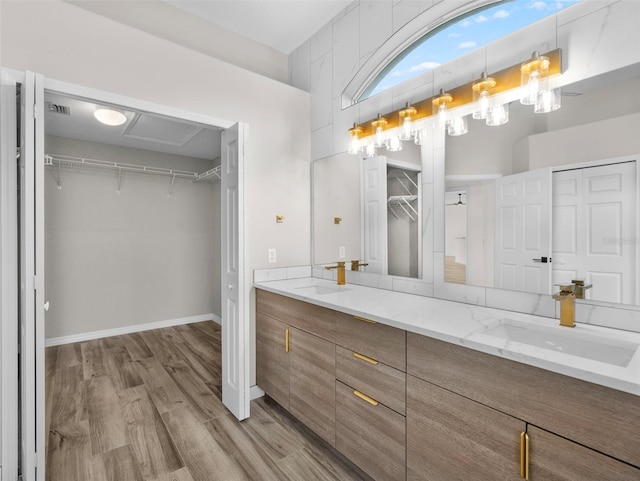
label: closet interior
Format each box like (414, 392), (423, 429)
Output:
(43, 91), (223, 342)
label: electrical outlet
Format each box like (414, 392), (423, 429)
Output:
(268, 248), (277, 263)
(339, 246), (346, 259)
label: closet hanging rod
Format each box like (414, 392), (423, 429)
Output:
(45, 154), (201, 180)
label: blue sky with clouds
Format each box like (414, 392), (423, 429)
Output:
(367, 0), (580, 97)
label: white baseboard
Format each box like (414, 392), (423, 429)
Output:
(45, 313), (221, 347)
(250, 385), (265, 400)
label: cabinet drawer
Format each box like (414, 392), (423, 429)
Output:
(336, 381), (406, 481)
(407, 332), (640, 468)
(335, 311), (406, 371)
(336, 345), (405, 415)
(256, 290), (335, 341)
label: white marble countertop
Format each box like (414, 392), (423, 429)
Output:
(255, 277), (640, 396)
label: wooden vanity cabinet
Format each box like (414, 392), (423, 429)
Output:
(407, 375), (524, 481)
(334, 311), (406, 371)
(333, 312), (407, 480)
(335, 380), (406, 481)
(255, 311), (290, 409)
(407, 332), (640, 479)
(256, 290), (336, 445)
(289, 327), (336, 445)
(527, 425), (640, 481)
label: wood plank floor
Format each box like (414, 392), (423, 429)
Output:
(46, 321), (374, 481)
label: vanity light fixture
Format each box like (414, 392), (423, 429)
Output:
(346, 49), (561, 154)
(387, 135), (403, 152)
(94, 108), (127, 126)
(534, 87), (561, 113)
(347, 123), (364, 155)
(447, 116), (469, 136)
(414, 129), (423, 146)
(372, 113), (389, 148)
(364, 142), (377, 158)
(472, 72), (496, 120)
(486, 102), (510, 126)
(399, 102), (418, 141)
(433, 89), (453, 128)
(520, 51), (550, 105)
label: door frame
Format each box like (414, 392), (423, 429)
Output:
(9, 75), (250, 478)
(0, 67), (24, 481)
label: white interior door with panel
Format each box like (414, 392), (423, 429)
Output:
(221, 122), (249, 421)
(19, 71), (46, 481)
(494, 168), (552, 294)
(361, 156), (388, 275)
(553, 161), (636, 304)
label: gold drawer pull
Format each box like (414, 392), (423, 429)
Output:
(353, 352), (378, 365)
(285, 329), (290, 353)
(520, 432), (529, 480)
(353, 315), (377, 324)
(353, 390), (379, 406)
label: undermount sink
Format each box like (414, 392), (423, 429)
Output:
(294, 284), (351, 296)
(474, 319), (639, 367)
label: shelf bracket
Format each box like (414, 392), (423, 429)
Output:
(168, 173), (176, 196)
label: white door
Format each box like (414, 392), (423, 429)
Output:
(494, 168), (552, 294)
(221, 122), (249, 421)
(362, 156), (388, 274)
(1, 69), (22, 481)
(553, 161), (636, 303)
(19, 71), (46, 480)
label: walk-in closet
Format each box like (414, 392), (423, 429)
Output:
(43, 92), (223, 343)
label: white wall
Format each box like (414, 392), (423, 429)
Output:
(313, 152), (361, 264)
(1, 0), (311, 385)
(44, 136), (218, 339)
(69, 1), (288, 84)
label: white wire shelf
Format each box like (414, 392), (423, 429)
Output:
(194, 166), (221, 182)
(388, 195), (419, 221)
(45, 154), (220, 194)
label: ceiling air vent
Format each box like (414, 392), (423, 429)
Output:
(46, 102), (71, 115)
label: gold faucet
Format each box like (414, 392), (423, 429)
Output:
(325, 261), (346, 285)
(553, 284), (576, 327)
(350, 260), (369, 272)
(571, 279), (592, 299)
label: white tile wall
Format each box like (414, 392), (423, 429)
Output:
(290, 42), (310, 92)
(254, 266), (312, 283)
(310, 52), (333, 131)
(310, 22), (333, 62)
(392, 0), (433, 33)
(359, 1), (393, 60)
(311, 125), (334, 161)
(291, 0), (640, 331)
(332, 7), (361, 99)
(486, 288), (556, 318)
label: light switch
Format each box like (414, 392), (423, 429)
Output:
(339, 246), (346, 259)
(268, 248), (277, 263)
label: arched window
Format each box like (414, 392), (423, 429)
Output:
(359, 0), (580, 102)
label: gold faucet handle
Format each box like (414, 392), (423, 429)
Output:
(571, 279), (593, 289)
(350, 260), (369, 270)
(325, 261), (346, 270)
(554, 284), (575, 296)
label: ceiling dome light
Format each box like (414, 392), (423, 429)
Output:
(94, 108), (127, 126)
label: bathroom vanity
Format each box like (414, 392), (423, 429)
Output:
(255, 278), (640, 481)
